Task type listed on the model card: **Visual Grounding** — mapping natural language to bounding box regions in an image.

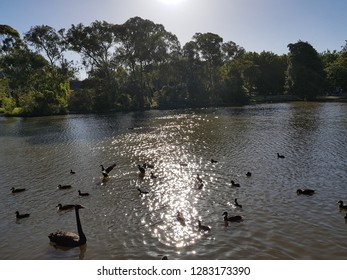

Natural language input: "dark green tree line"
[1,18,346,116]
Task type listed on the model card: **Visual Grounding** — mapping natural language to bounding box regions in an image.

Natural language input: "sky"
[1,0,346,55]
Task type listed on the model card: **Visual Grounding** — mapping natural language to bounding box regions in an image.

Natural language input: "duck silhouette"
[296,188,315,195]
[11,187,26,193]
[231,180,240,187]
[15,211,30,219]
[78,190,89,197]
[57,203,75,211]
[137,188,149,195]
[176,211,186,226]
[337,200,347,210]
[198,220,211,231]
[58,184,72,189]
[48,204,86,248]
[222,211,243,222]
[277,153,285,158]
[234,198,242,208]
[100,163,116,177]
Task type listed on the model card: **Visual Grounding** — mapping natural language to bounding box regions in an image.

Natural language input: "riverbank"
[2,95,347,118]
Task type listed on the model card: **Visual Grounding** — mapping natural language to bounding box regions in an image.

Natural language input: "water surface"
[0,102,346,259]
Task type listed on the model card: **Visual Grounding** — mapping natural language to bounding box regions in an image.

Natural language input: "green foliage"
[1,20,346,117]
[285,41,325,100]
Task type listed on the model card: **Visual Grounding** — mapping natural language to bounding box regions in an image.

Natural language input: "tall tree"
[285,41,325,100]
[118,17,180,109]
[0,24,23,54]
[66,20,123,110]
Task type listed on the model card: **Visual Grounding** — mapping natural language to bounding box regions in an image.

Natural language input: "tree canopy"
[0,17,346,116]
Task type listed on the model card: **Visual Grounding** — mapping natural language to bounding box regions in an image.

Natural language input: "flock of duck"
[10,152,347,255]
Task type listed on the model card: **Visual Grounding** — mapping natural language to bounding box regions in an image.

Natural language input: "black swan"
[246,172,252,177]
[48,204,86,247]
[11,187,26,193]
[337,200,347,210]
[150,172,157,179]
[198,220,211,231]
[296,188,315,195]
[231,180,241,187]
[15,211,30,219]
[234,198,242,208]
[78,190,89,196]
[57,203,75,211]
[58,184,72,189]
[222,211,243,222]
[70,169,76,174]
[211,159,218,163]
[277,153,285,158]
[100,163,116,177]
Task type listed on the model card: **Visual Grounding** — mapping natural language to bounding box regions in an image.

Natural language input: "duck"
[57,203,75,211]
[100,163,116,177]
[138,164,146,174]
[48,204,86,248]
[277,153,285,158]
[246,172,252,177]
[230,180,241,187]
[211,159,218,163]
[58,184,72,189]
[296,188,315,195]
[15,211,30,219]
[137,188,149,195]
[222,211,243,222]
[234,198,242,208]
[337,200,347,210]
[78,190,89,197]
[70,169,76,174]
[198,220,211,231]
[344,213,347,220]
[176,211,186,226]
[11,187,26,193]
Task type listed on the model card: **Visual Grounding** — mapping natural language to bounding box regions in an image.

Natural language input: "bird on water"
[337,200,347,210]
[15,211,30,219]
[296,188,315,195]
[100,163,116,177]
[11,187,26,193]
[234,198,242,208]
[277,153,285,158]
[198,220,211,232]
[222,211,243,222]
[230,180,241,187]
[57,203,75,211]
[58,184,72,189]
[78,190,89,196]
[48,204,86,248]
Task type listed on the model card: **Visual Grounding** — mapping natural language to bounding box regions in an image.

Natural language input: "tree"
[0,24,23,54]
[285,41,325,100]
[66,20,123,111]
[192,32,223,103]
[118,17,181,109]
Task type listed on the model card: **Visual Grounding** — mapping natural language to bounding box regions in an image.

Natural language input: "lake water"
[0,102,346,260]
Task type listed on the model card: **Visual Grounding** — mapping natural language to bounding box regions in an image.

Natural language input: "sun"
[158,0,185,5]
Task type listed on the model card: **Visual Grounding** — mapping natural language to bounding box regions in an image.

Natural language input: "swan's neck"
[75,208,86,243]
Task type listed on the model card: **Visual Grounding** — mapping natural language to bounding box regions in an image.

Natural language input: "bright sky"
[1,0,346,54]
